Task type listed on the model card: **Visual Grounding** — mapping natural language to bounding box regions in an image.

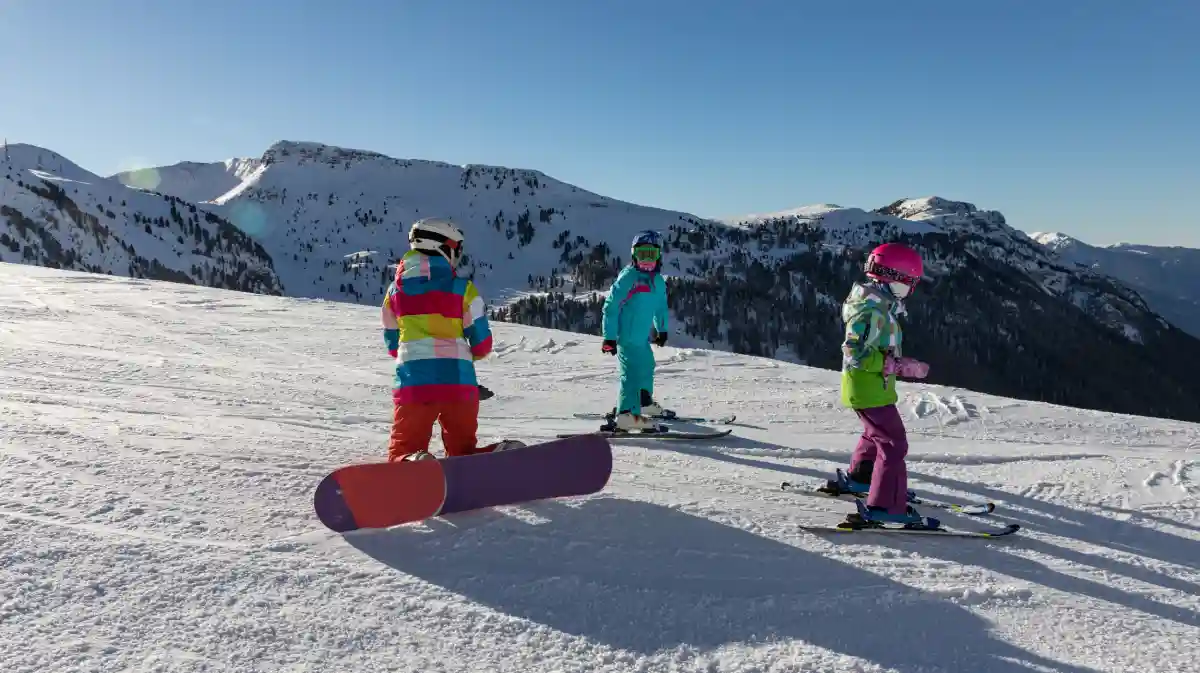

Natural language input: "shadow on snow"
[346,496,1098,672]
[659,434,1200,630]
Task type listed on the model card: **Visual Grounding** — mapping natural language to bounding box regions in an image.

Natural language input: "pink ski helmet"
[864,243,923,295]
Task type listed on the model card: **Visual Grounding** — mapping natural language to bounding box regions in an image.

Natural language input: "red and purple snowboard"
[312,434,613,532]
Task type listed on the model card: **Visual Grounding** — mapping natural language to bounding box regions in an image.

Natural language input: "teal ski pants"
[617,341,655,415]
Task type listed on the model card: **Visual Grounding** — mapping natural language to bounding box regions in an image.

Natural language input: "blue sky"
[2,0,1197,246]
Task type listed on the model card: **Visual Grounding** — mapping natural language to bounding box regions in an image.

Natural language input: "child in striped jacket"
[380,218,522,461]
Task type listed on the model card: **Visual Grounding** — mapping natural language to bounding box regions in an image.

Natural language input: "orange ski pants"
[388,400,481,461]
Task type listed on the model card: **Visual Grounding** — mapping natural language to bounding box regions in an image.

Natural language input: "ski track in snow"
[2,263,1200,673]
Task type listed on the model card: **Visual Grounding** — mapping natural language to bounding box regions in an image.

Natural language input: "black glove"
[653,331,668,347]
[602,339,617,355]
[477,384,495,400]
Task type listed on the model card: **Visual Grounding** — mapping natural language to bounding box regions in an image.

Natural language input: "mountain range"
[1029,231,1200,339]
[3,139,1198,422]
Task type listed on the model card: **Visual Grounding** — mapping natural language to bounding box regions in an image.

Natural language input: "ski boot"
[817,468,870,497]
[401,450,436,462]
[602,411,665,434]
[840,498,941,530]
[817,468,918,503]
[637,390,673,419]
[604,401,674,422]
[488,439,527,452]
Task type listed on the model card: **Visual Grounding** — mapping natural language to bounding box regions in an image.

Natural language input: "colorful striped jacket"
[381,250,493,404]
[840,281,904,409]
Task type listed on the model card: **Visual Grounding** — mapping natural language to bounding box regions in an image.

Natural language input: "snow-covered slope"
[3,262,1199,673]
[0,144,281,294]
[111,157,263,204]
[1031,231,1200,339]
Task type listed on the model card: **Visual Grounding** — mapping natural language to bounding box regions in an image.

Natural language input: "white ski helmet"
[408,217,465,267]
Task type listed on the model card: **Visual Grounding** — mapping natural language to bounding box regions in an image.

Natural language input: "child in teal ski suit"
[601,230,669,432]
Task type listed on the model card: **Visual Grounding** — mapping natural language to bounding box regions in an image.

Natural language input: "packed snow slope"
[1031,231,1200,339]
[3,262,1199,673]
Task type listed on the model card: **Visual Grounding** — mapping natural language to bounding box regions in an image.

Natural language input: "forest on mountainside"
[492,218,1200,423]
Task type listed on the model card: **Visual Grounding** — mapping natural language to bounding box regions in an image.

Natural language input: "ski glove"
[602,339,617,355]
[885,355,929,379]
[653,331,668,347]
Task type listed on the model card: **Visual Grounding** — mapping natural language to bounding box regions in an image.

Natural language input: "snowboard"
[313,434,613,532]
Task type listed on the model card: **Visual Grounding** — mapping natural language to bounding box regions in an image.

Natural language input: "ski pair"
[560,409,735,440]
[557,425,732,440]
[571,411,737,424]
[797,504,1021,538]
[808,495,1019,537]
[782,470,996,516]
[783,470,1019,537]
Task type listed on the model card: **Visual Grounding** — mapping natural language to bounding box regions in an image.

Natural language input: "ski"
[557,427,733,441]
[571,411,736,424]
[780,481,996,516]
[796,521,1021,538]
[800,499,1020,537]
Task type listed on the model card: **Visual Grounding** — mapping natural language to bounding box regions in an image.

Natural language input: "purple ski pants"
[848,404,910,514]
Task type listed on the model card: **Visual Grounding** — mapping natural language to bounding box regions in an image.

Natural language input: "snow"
[1,144,280,295]
[719,203,939,236]
[168,139,719,306]
[29,135,1178,351]
[110,158,263,204]
[1029,231,1078,250]
[2,261,1199,672]
[1027,229,1200,339]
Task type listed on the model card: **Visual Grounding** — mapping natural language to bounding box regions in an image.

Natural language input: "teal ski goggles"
[633,245,661,262]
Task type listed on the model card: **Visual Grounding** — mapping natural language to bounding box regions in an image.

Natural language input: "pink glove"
[893,356,929,379]
[388,349,398,359]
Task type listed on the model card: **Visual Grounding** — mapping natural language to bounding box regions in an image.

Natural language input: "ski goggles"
[633,245,661,262]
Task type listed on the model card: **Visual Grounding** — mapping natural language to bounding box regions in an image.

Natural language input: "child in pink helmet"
[820,242,932,527]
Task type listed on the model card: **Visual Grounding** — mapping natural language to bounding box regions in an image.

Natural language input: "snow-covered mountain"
[719,196,1158,342]
[511,193,1200,423]
[1030,231,1200,339]
[4,262,1199,673]
[6,138,1200,423]
[185,140,722,306]
[111,157,263,205]
[0,143,280,294]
